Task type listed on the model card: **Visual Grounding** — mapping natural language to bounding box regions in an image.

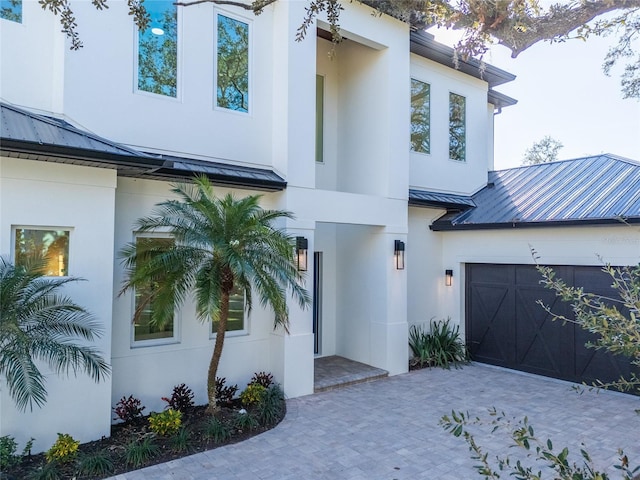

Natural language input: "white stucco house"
[1,0,639,451]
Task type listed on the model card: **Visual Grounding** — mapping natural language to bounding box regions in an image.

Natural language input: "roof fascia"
[1,139,287,192]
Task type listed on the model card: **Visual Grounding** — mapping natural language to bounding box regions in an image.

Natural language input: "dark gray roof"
[431,154,640,231]
[410,31,516,88]
[409,189,475,209]
[0,102,286,191]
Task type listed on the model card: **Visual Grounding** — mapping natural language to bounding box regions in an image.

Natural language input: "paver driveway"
[110,364,639,479]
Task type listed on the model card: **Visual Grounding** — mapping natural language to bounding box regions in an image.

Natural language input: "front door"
[313,252,322,355]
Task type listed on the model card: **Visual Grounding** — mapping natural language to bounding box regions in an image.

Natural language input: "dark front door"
[466,263,635,388]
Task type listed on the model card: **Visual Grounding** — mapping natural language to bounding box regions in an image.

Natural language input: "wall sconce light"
[394,240,405,270]
[296,236,308,271]
[445,269,453,287]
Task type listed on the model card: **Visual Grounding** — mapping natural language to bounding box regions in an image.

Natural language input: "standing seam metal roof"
[431,154,640,230]
[0,102,287,191]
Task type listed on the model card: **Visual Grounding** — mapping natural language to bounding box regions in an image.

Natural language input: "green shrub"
[204,417,232,444]
[255,384,285,426]
[124,437,159,468]
[233,411,258,432]
[408,318,469,369]
[240,384,266,407]
[148,409,182,436]
[45,433,79,464]
[29,462,62,480]
[0,435,18,469]
[78,451,114,476]
[169,427,192,453]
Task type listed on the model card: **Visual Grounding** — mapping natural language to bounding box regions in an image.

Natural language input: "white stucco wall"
[315,6,409,199]
[409,53,491,195]
[0,157,116,452]
[112,177,293,411]
[56,2,276,169]
[437,224,640,339]
[407,207,448,328]
[0,2,66,112]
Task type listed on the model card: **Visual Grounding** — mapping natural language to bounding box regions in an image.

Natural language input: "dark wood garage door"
[466,263,635,387]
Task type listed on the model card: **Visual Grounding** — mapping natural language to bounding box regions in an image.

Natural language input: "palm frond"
[0,257,110,411]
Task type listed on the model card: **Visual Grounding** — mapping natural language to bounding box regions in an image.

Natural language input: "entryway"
[313,356,388,392]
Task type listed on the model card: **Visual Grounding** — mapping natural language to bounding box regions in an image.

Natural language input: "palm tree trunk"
[207,290,229,414]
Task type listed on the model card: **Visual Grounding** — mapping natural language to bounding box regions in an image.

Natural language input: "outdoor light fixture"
[296,236,308,272]
[445,269,453,287]
[151,27,165,36]
[394,240,405,270]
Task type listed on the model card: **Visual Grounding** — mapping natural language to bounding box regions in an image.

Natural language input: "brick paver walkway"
[109,364,639,479]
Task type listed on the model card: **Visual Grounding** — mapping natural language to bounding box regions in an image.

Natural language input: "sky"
[430,25,640,170]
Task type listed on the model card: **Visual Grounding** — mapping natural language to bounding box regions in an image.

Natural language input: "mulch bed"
[3,401,284,480]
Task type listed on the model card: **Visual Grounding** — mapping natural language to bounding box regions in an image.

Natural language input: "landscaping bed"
[2,378,285,480]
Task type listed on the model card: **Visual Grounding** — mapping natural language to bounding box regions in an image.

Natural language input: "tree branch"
[173,0,278,13]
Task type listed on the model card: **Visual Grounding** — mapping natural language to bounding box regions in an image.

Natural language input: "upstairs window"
[137,0,178,97]
[449,93,466,161]
[410,79,430,154]
[316,75,324,163]
[216,13,249,113]
[0,0,21,22]
[132,236,177,345]
[212,287,246,336]
[14,228,70,276]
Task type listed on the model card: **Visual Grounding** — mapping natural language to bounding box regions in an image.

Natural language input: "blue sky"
[431,27,640,170]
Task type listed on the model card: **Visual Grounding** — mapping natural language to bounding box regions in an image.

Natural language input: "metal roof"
[410,31,516,88]
[488,89,518,109]
[431,154,640,231]
[0,102,286,191]
[409,189,476,210]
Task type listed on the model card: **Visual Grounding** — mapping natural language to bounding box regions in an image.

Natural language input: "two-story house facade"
[3,0,638,453]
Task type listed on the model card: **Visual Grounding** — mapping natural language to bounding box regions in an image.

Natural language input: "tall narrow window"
[449,93,466,161]
[212,287,246,335]
[316,75,325,163]
[137,0,177,97]
[410,79,430,154]
[133,236,176,344]
[14,228,70,276]
[216,14,249,113]
[0,0,21,22]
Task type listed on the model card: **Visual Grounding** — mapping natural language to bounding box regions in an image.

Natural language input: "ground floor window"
[13,227,70,276]
[132,236,178,345]
[211,287,246,336]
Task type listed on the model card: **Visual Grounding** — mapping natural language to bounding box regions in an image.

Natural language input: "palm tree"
[0,258,110,412]
[120,176,310,412]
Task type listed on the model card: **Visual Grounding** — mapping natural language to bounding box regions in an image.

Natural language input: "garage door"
[466,263,635,387]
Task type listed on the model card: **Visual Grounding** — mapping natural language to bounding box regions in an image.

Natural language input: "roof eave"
[1,139,287,192]
[410,31,516,87]
[430,217,640,231]
[408,199,474,210]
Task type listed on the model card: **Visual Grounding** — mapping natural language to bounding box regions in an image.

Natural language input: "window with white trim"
[13,228,70,276]
[449,92,466,161]
[132,236,178,345]
[410,78,430,154]
[137,0,178,97]
[0,0,21,23]
[211,287,247,336]
[215,13,249,113]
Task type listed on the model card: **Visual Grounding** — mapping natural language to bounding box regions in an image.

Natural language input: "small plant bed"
[2,376,286,480]
[408,318,469,371]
